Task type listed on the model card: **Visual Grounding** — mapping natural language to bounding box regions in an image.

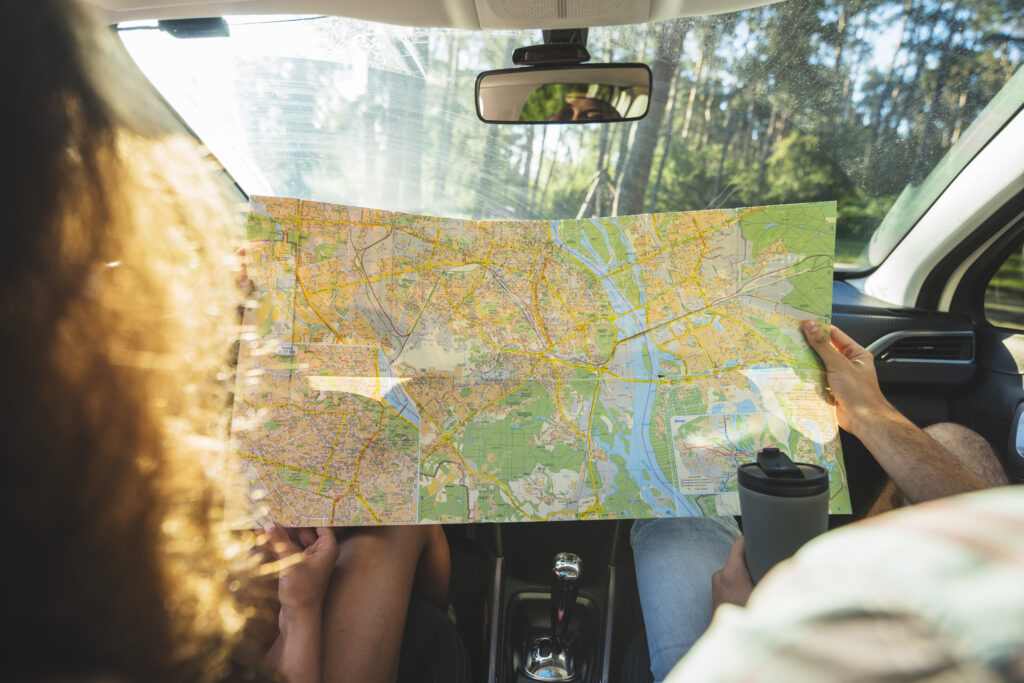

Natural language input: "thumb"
[802,320,844,368]
[726,535,746,569]
[308,527,338,558]
[263,521,299,561]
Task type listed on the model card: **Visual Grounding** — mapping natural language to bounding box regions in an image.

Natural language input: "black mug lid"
[737,448,829,498]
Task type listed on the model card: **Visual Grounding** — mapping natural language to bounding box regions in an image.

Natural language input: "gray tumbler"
[737,447,829,583]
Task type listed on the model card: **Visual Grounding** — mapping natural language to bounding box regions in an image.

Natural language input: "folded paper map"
[230,197,849,526]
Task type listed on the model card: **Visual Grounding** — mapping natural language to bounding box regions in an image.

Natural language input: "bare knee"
[924,422,986,448]
[924,422,1007,487]
[335,525,435,568]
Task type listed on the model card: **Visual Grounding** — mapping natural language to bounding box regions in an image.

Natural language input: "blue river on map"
[549,218,702,517]
[377,349,420,427]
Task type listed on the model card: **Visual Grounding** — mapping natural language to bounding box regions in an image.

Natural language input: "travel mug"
[737,447,829,583]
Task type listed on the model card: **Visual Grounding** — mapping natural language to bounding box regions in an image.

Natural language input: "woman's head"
[1,1,257,679]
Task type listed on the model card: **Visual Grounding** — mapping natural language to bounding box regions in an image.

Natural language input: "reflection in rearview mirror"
[476,64,651,124]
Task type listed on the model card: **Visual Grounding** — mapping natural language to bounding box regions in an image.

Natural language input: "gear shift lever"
[523,553,582,681]
[551,552,582,640]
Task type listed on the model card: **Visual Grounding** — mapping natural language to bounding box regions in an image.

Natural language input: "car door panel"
[955,328,1024,481]
[830,281,985,513]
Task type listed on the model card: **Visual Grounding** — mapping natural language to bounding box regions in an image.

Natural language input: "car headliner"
[86,0,779,29]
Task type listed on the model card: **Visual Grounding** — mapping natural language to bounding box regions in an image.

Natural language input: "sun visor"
[475,0,781,29]
[91,0,781,29]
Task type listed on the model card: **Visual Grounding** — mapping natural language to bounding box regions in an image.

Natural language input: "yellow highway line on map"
[547,358,590,441]
[599,207,762,280]
[350,419,384,484]
[398,281,440,343]
[533,273,554,349]
[426,217,441,265]
[544,274,582,327]
[691,331,717,373]
[613,278,684,322]
[247,464,284,488]
[437,356,544,441]
[651,214,667,248]
[355,492,383,525]
[417,358,548,521]
[712,310,823,370]
[453,263,489,308]
[548,242,615,318]
[583,370,604,512]
[378,399,418,431]
[242,399,356,416]
[321,419,348,478]
[419,439,542,521]
[294,262,345,342]
[438,280,519,357]
[488,262,541,280]
[256,204,827,523]
[474,297,527,326]
[308,261,461,294]
[236,451,324,481]
[453,452,542,521]
[730,258,831,299]
[543,319,588,353]
[394,380,446,440]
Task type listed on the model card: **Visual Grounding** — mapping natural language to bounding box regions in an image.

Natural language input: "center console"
[482,520,633,683]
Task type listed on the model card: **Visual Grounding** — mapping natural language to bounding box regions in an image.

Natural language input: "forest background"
[124,0,1023,266]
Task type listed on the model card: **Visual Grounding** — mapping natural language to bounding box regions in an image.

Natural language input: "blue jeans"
[630,516,740,683]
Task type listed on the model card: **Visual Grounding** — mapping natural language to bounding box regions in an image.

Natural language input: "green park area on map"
[230,197,849,526]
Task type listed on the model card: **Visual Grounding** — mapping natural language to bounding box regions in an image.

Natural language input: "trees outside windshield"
[121,0,1022,267]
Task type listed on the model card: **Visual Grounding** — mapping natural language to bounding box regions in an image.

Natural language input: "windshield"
[119,4,1023,269]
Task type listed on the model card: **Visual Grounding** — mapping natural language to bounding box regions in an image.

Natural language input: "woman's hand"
[263,524,337,683]
[264,523,339,611]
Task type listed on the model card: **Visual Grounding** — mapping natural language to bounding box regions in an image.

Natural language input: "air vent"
[869,331,974,364]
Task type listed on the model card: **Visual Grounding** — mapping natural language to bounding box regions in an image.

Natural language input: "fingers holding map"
[230,197,850,527]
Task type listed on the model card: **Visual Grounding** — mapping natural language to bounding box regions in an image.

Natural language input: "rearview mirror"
[475,64,652,124]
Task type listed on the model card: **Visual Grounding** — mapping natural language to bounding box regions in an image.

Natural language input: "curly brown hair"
[1,1,267,680]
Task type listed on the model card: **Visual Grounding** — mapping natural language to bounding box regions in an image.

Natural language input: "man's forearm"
[852,406,989,503]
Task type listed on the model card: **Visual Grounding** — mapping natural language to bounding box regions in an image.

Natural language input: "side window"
[985,240,1024,331]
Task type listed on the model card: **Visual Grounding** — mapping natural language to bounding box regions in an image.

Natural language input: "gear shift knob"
[551,552,581,640]
[524,553,582,681]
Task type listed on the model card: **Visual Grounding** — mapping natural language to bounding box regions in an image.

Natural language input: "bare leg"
[922,422,1007,487]
[867,422,1006,516]
[321,525,450,683]
[865,479,905,517]
[412,525,451,610]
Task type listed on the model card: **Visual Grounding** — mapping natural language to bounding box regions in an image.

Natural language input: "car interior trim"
[858,111,1024,307]
[935,207,1024,314]
[600,564,616,682]
[487,553,505,683]
[89,0,780,28]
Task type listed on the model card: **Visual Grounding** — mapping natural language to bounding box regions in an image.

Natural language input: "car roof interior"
[90,0,778,28]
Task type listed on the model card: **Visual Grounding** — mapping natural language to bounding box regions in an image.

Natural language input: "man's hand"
[712,537,754,610]
[264,523,339,611]
[802,320,989,503]
[802,321,896,438]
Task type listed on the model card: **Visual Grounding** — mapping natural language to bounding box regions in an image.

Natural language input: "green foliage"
[764,133,856,204]
[175,2,1022,267]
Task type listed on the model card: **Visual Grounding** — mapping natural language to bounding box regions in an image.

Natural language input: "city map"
[230,196,850,526]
